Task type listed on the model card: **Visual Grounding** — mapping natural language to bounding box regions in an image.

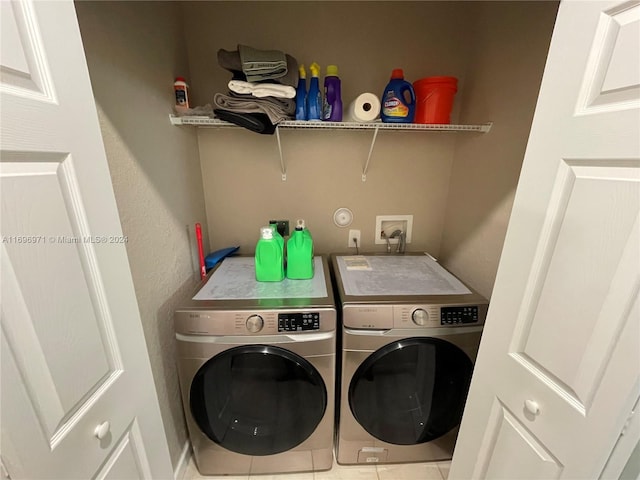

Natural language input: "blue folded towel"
[205,246,240,270]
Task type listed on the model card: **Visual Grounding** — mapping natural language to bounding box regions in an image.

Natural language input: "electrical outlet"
[348,229,361,248]
[268,219,289,236]
[375,215,413,244]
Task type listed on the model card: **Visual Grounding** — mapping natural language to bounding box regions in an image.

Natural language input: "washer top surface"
[331,253,487,306]
[178,255,335,311]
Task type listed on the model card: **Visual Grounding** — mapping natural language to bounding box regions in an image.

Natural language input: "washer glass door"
[190,345,327,456]
[349,337,473,445]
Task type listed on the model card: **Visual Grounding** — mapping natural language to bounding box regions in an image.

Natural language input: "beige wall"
[182,1,476,255]
[75,1,208,469]
[183,1,558,295]
[197,129,457,254]
[440,1,559,298]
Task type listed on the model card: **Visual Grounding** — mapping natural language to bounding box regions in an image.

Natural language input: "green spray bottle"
[286,219,314,279]
[255,226,284,282]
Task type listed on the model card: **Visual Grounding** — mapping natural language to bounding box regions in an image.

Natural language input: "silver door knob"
[524,400,540,416]
[94,421,110,439]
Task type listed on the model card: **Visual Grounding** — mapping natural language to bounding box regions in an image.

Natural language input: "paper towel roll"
[345,93,381,122]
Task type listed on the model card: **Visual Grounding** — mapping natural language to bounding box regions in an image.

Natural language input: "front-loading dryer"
[331,253,488,465]
[174,256,336,476]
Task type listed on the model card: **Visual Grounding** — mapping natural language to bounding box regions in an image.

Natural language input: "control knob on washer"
[246,314,264,333]
[412,308,429,326]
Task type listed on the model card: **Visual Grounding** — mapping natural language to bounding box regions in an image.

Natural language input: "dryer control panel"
[342,302,488,329]
[441,306,479,325]
[394,304,487,328]
[278,312,321,332]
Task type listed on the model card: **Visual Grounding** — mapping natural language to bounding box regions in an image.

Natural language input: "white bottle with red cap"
[174,77,189,108]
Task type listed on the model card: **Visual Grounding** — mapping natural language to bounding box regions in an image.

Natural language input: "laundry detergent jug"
[381,69,416,123]
[286,219,314,279]
[255,226,284,282]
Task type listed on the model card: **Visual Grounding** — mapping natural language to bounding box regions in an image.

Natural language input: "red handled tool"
[195,223,206,280]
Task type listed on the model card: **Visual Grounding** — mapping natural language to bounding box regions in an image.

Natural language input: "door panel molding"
[576,1,640,114]
[510,158,639,411]
[0,0,56,102]
[94,419,152,480]
[0,152,125,448]
[476,399,564,479]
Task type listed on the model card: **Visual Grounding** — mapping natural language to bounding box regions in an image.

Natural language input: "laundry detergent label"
[382,93,409,117]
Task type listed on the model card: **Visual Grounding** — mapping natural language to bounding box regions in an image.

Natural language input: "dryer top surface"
[177,255,335,311]
[332,253,487,305]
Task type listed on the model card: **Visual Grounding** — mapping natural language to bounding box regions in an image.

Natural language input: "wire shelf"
[169,115,493,133]
[169,115,493,181]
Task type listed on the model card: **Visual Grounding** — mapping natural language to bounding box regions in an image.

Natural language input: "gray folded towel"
[217,47,299,86]
[238,44,287,81]
[228,91,295,115]
[213,93,292,124]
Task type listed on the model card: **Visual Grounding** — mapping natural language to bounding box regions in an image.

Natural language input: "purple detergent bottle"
[322,65,342,121]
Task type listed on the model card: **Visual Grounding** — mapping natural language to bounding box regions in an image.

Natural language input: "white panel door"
[0,1,172,478]
[451,1,640,478]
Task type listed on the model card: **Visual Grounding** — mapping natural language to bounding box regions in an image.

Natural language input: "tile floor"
[184,456,450,480]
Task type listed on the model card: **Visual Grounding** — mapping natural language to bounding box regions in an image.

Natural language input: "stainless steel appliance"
[331,253,488,465]
[174,256,336,475]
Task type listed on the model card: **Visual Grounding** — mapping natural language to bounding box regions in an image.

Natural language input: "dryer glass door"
[190,345,327,456]
[349,337,473,445]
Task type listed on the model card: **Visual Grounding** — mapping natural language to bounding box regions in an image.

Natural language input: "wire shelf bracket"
[169,115,493,181]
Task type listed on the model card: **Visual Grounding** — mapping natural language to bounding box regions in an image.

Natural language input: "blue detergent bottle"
[306,62,322,121]
[381,69,416,123]
[295,64,307,120]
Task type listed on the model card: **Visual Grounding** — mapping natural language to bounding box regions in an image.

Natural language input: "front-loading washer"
[331,253,488,465]
[174,255,336,476]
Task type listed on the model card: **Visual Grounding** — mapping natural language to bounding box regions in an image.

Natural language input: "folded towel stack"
[214,92,295,125]
[238,45,288,82]
[214,44,299,134]
[228,80,296,99]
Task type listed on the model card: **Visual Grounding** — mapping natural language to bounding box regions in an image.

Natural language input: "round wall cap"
[333,207,353,227]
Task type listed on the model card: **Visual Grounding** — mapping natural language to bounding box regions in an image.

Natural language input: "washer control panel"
[278,312,320,332]
[175,308,335,335]
[441,306,479,325]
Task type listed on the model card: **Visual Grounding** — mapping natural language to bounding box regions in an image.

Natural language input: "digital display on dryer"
[441,306,479,325]
[278,312,320,332]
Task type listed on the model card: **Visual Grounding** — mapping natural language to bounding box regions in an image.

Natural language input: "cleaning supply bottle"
[295,65,307,121]
[306,62,322,121]
[255,226,284,282]
[286,219,314,279]
[322,65,342,121]
[380,69,416,123]
[174,77,190,108]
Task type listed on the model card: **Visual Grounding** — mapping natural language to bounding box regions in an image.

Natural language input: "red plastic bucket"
[413,76,458,124]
